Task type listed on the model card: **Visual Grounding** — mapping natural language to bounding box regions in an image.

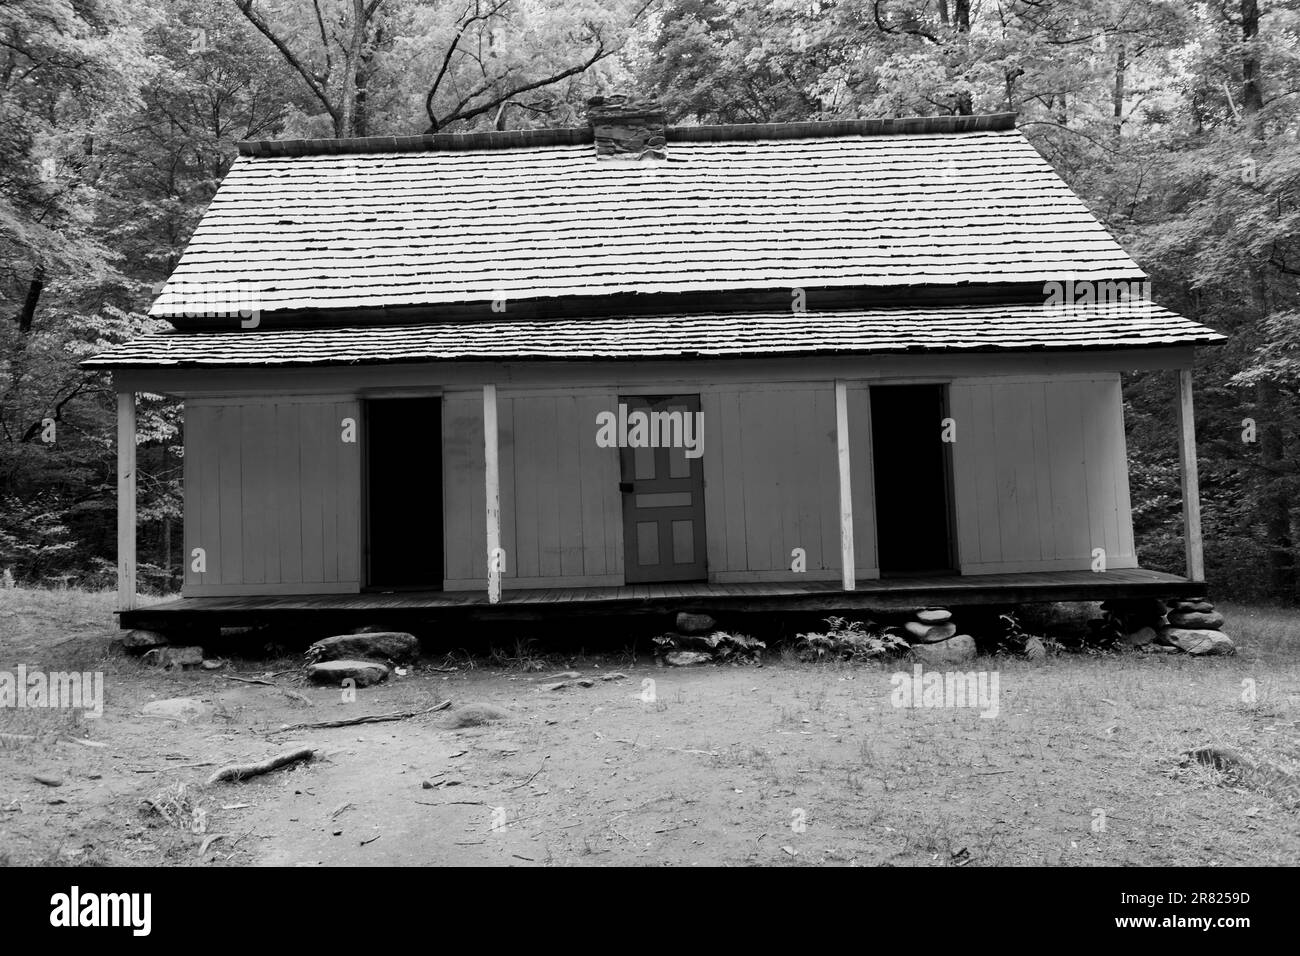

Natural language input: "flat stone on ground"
[915,608,952,624]
[910,634,976,665]
[305,660,390,686]
[664,650,712,667]
[1159,628,1235,656]
[308,632,420,664]
[1166,610,1225,630]
[675,612,716,635]
[904,621,957,643]
[141,698,213,722]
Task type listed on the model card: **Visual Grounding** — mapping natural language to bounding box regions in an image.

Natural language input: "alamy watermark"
[890,664,999,718]
[157,279,263,327]
[1,666,104,718]
[1042,278,1150,311]
[595,403,704,459]
[50,886,151,936]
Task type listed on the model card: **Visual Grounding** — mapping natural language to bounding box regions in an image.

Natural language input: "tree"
[232,0,649,137]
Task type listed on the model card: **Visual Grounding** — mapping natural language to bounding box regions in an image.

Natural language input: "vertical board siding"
[950,375,1137,572]
[846,386,879,575]
[443,390,622,587]
[704,385,845,577]
[442,393,486,583]
[182,398,360,595]
[274,404,303,584]
[179,370,1140,595]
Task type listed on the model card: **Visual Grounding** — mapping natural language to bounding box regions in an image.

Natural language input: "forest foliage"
[2,0,1298,600]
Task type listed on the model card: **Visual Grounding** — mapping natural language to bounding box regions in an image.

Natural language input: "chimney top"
[586,94,667,161]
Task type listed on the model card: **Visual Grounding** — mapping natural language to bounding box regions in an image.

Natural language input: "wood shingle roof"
[149,116,1147,321]
[85,300,1223,368]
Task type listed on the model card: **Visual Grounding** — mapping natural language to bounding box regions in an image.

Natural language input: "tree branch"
[233,0,338,125]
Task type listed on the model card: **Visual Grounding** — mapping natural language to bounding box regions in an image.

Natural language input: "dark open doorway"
[870,384,956,576]
[366,397,443,590]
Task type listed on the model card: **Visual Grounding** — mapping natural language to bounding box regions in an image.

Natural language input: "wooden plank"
[512,396,540,578]
[556,395,584,577]
[577,394,609,576]
[441,395,480,582]
[993,382,1038,563]
[1109,379,1138,561]
[1046,381,1088,563]
[298,402,325,583]
[835,379,855,591]
[498,396,518,582]
[739,391,772,572]
[240,403,270,585]
[318,403,340,583]
[216,405,244,585]
[484,383,502,603]
[719,390,748,572]
[814,387,841,572]
[195,405,222,591]
[1177,368,1205,582]
[700,391,728,577]
[117,391,137,611]
[969,383,1000,566]
[948,384,979,568]
[789,388,818,573]
[536,397,562,578]
[1030,382,1056,561]
[1079,379,1112,569]
[182,402,199,592]
[336,400,361,586]
[847,385,875,575]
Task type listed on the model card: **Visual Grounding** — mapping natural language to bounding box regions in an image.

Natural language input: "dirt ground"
[2,589,1298,866]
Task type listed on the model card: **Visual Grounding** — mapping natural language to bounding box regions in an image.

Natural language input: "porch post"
[117,389,137,611]
[483,384,502,604]
[834,379,856,591]
[1176,368,1205,583]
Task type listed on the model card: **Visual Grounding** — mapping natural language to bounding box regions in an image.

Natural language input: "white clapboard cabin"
[87,98,1225,630]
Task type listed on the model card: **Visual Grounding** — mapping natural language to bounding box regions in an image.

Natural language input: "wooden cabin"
[86,100,1225,630]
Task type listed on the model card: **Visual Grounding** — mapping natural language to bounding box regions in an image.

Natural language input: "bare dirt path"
[2,590,1297,867]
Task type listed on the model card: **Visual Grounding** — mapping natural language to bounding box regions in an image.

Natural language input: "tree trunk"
[1241,0,1264,124]
[953,0,972,115]
[338,0,368,137]
[14,268,44,333]
[1239,0,1293,598]
[1112,42,1126,145]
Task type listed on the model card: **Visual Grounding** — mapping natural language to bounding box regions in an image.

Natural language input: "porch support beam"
[1176,368,1205,583]
[834,379,856,591]
[483,383,502,604]
[117,389,137,611]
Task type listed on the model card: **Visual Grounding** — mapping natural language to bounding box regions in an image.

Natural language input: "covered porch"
[111,366,1209,624]
[118,567,1204,630]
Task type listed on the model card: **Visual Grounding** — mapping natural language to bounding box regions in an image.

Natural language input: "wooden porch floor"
[119,567,1202,629]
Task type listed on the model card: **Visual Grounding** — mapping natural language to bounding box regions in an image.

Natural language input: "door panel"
[619,395,707,583]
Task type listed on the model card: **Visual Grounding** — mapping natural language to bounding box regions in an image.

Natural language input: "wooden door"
[619,395,707,583]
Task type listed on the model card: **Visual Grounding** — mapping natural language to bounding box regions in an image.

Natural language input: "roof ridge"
[237,113,1018,159]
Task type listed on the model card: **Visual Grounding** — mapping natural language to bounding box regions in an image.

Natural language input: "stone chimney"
[587,94,667,161]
